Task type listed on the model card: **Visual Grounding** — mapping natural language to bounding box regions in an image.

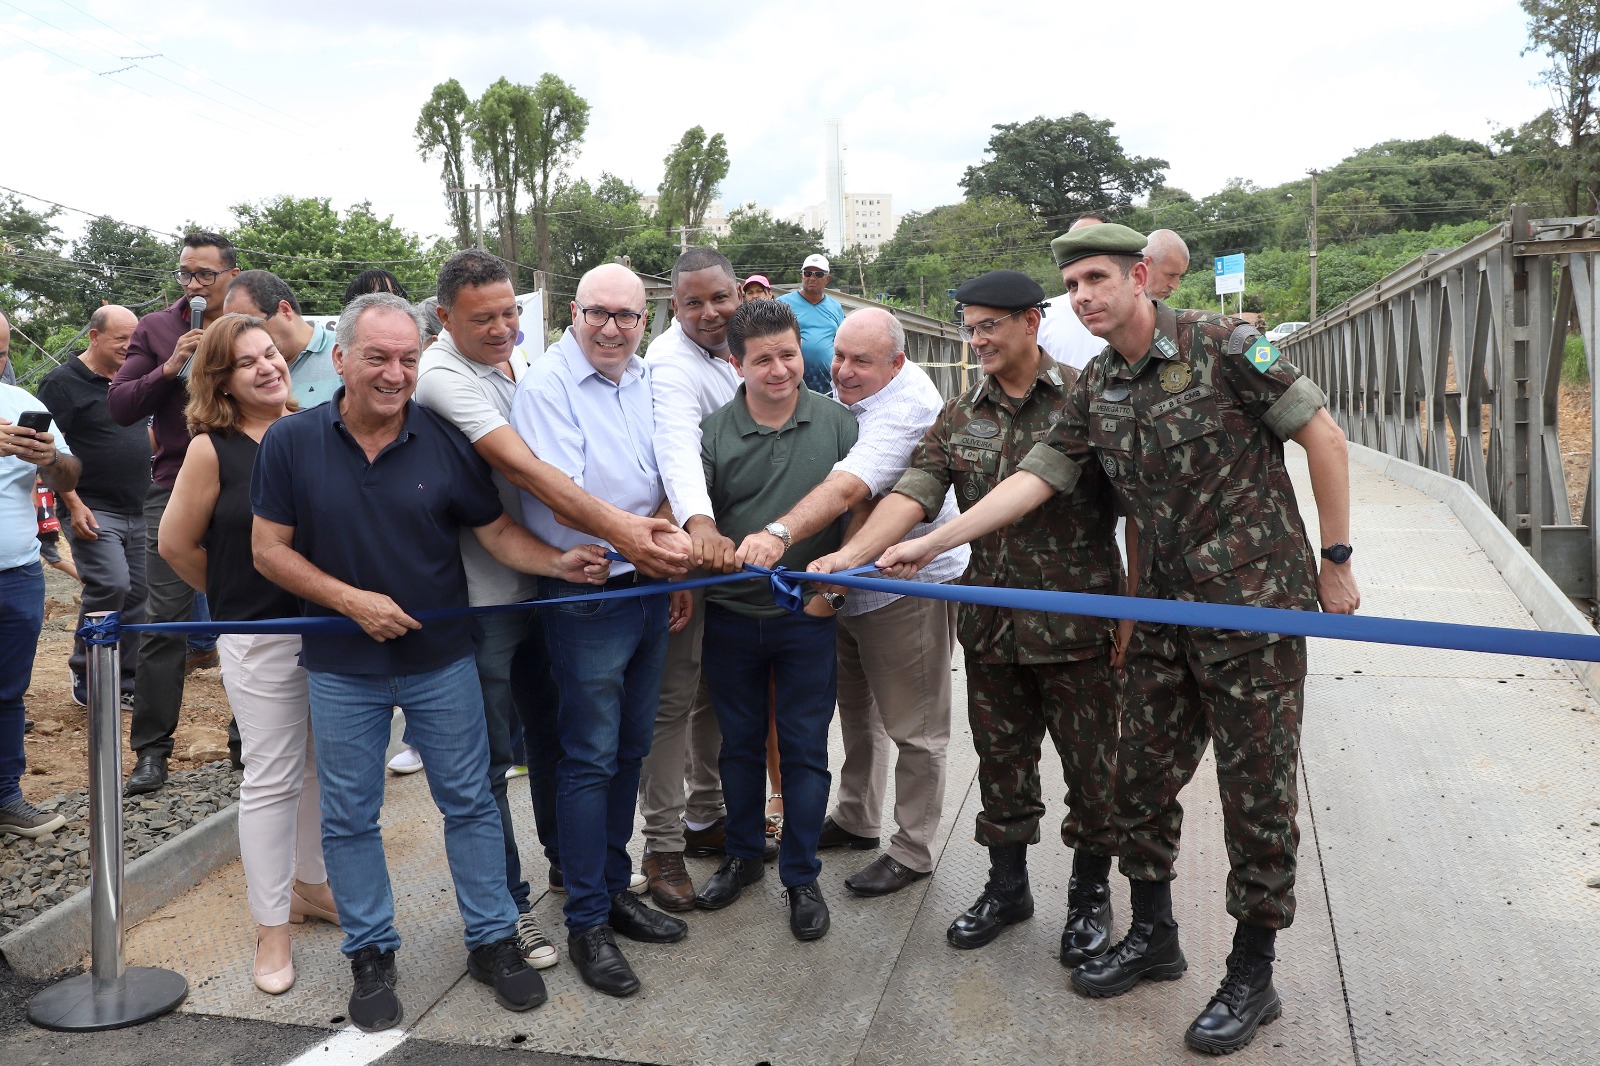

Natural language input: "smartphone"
[16,410,52,433]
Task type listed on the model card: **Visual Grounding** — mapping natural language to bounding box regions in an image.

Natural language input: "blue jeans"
[512,609,561,871]
[538,575,668,931]
[307,657,516,956]
[474,610,563,911]
[0,561,45,806]
[703,605,838,887]
[189,592,217,653]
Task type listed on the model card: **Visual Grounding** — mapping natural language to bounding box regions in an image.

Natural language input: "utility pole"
[1308,169,1319,319]
[447,183,500,251]
[919,276,925,312]
[680,226,689,253]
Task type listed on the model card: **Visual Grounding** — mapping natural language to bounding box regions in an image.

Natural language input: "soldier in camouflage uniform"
[808,270,1125,963]
[879,225,1359,1056]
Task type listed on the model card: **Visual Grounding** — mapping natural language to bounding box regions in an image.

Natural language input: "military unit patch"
[1246,340,1281,373]
[1100,385,1130,402]
[965,418,1000,438]
[1101,454,1118,477]
[1158,362,1192,394]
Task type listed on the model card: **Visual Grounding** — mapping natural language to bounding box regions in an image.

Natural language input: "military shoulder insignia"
[1158,362,1192,394]
[1154,333,1179,358]
[1245,339,1281,373]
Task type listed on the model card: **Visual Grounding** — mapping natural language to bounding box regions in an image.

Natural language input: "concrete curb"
[1349,443,1600,701]
[0,801,240,980]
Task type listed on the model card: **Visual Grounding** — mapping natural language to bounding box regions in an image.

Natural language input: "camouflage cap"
[1051,223,1149,268]
[955,269,1046,310]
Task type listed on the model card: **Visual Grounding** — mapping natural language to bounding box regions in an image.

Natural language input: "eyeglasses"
[802,269,828,279]
[175,268,226,284]
[577,305,644,330]
[957,308,1027,342]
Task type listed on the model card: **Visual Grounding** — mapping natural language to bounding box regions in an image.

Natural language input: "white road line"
[281,1026,408,1066]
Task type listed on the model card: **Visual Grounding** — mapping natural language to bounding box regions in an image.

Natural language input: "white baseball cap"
[802,254,830,273]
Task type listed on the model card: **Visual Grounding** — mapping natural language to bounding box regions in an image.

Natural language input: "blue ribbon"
[76,561,1600,665]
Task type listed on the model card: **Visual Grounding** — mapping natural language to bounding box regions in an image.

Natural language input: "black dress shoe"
[123,754,168,797]
[845,854,930,897]
[786,881,830,940]
[816,815,879,850]
[682,816,727,857]
[694,855,764,910]
[568,925,639,997]
[609,890,687,944]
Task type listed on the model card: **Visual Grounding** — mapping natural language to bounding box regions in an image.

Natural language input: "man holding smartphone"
[1,380,81,837]
[108,232,239,796]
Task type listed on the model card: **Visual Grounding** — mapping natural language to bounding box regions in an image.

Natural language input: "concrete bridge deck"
[6,447,1599,1066]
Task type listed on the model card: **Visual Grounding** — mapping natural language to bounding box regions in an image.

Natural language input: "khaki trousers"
[830,594,957,872]
[637,587,725,850]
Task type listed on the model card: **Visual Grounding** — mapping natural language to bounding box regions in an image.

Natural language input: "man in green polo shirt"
[689,299,858,941]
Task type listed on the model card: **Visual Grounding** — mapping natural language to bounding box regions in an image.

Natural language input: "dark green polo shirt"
[700,384,859,618]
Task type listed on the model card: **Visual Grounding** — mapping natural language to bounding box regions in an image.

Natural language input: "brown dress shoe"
[642,850,696,912]
[682,817,727,857]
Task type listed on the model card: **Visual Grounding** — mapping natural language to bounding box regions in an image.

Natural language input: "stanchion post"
[27,611,188,1032]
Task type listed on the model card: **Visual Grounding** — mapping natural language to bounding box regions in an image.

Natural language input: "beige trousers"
[218,633,326,926]
[830,594,957,872]
[637,587,725,851]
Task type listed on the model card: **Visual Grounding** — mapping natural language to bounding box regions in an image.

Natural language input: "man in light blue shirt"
[509,263,688,999]
[223,270,342,407]
[777,253,845,395]
[1,378,80,837]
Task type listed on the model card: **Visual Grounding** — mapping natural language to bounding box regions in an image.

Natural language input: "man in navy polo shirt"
[252,293,608,1032]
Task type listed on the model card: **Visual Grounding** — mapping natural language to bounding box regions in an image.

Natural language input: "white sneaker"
[630,871,647,892]
[386,747,423,775]
[515,911,558,969]
[505,764,528,780]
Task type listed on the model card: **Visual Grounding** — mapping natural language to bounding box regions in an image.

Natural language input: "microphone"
[189,295,206,332]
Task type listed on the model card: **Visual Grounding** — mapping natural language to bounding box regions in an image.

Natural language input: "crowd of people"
[0,216,1358,1056]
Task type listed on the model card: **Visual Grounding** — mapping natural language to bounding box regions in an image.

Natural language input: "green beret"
[1050,223,1148,268]
[954,269,1045,311]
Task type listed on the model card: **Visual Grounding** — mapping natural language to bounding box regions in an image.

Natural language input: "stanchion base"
[26,967,188,1032]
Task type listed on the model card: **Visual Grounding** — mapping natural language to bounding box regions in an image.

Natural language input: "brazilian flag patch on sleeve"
[1245,339,1281,373]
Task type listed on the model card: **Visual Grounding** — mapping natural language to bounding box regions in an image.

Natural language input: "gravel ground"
[0,761,240,937]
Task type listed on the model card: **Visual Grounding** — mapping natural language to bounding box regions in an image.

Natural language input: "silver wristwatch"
[763,521,792,549]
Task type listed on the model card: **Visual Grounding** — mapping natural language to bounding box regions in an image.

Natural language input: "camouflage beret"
[1050,223,1149,268]
[954,269,1046,310]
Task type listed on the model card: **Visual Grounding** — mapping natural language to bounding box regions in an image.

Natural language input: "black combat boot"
[1184,924,1281,1055]
[1070,878,1186,997]
[1059,851,1114,968]
[946,843,1033,949]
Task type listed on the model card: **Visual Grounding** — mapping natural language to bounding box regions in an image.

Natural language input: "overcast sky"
[1,0,1553,251]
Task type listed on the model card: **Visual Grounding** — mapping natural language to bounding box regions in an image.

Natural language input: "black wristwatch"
[1320,543,1353,564]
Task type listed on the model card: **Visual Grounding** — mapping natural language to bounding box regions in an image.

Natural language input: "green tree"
[67,218,178,322]
[0,194,68,319]
[656,126,730,237]
[615,228,678,280]
[1518,0,1600,213]
[538,173,650,280]
[415,79,475,250]
[959,114,1168,225]
[869,198,1053,311]
[524,73,591,277]
[467,77,536,274]
[716,206,825,286]
[225,196,439,314]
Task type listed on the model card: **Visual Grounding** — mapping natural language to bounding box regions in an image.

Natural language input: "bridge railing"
[1283,206,1600,603]
[642,282,974,399]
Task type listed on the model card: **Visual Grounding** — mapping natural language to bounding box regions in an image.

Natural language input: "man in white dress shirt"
[636,248,749,911]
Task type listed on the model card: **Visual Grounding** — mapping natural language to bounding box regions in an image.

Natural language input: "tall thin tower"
[824,118,845,255]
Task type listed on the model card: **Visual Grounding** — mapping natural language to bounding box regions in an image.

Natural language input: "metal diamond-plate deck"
[406,664,979,1064]
[121,715,502,1030]
[103,448,1600,1064]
